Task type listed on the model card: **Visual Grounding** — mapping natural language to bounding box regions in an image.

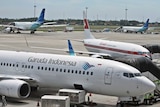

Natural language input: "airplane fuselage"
[122,26,148,33]
[0,50,155,97]
[13,22,42,30]
[84,39,151,59]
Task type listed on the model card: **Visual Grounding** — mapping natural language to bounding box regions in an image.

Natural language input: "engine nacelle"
[90,54,103,59]
[0,79,31,98]
[4,27,11,32]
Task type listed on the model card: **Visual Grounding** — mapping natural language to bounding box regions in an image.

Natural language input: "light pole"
[85,7,88,18]
[125,8,128,25]
[125,8,128,21]
[34,0,36,18]
[34,5,36,18]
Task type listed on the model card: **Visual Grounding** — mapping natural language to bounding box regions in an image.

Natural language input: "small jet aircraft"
[119,19,149,33]
[0,49,155,98]
[2,8,45,34]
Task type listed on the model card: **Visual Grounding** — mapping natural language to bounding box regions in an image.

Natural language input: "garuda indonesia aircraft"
[120,19,149,33]
[0,49,155,98]
[3,8,45,34]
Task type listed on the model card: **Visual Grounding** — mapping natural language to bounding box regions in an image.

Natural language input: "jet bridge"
[143,45,160,54]
[113,57,160,80]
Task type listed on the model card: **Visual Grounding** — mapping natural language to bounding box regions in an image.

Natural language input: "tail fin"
[36,8,45,23]
[83,11,95,39]
[68,40,76,56]
[143,19,149,28]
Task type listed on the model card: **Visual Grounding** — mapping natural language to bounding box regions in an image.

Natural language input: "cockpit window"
[123,73,135,78]
[123,73,128,77]
[134,73,142,77]
[123,72,142,78]
[129,73,134,78]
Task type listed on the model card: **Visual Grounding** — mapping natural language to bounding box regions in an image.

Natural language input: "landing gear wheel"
[30,31,35,34]
[116,102,124,107]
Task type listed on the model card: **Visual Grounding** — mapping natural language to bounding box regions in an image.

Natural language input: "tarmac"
[0,31,160,107]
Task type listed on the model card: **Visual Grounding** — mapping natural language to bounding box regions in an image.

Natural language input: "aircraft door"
[15,62,19,71]
[104,67,113,85]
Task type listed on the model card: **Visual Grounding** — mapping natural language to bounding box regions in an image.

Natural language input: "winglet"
[83,11,95,39]
[143,19,149,28]
[37,8,45,23]
[68,40,76,56]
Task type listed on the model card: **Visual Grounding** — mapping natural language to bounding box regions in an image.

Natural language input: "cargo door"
[104,67,113,85]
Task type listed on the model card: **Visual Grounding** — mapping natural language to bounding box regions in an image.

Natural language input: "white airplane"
[0,50,155,98]
[2,8,45,34]
[120,19,149,33]
[82,11,151,60]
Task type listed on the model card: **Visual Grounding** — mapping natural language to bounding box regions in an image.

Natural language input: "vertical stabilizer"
[143,19,149,28]
[83,11,95,39]
[36,8,45,23]
[68,40,76,56]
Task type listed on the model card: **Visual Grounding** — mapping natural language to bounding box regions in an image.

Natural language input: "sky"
[0,0,160,22]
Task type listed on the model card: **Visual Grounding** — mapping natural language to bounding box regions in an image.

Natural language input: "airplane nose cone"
[142,77,156,94]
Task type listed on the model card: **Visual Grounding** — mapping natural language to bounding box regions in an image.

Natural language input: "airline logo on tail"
[143,19,149,28]
[36,8,45,23]
[68,40,76,56]
[83,11,95,39]
[84,19,89,29]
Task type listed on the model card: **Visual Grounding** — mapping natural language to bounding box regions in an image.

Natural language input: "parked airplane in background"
[119,19,149,33]
[0,50,155,98]
[82,12,151,59]
[2,8,45,34]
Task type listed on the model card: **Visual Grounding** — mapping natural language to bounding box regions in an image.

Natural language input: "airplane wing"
[0,74,38,86]
[30,46,111,59]
[40,24,68,28]
[43,22,57,25]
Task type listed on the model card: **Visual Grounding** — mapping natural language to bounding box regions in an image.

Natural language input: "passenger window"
[68,69,70,73]
[75,70,77,74]
[60,69,62,72]
[41,67,43,70]
[56,68,58,72]
[91,72,93,75]
[52,68,54,71]
[38,66,40,70]
[28,65,30,69]
[79,71,81,74]
[83,71,85,75]
[87,72,89,75]
[31,66,33,69]
[45,67,47,70]
[64,69,66,73]
[22,65,24,68]
[48,67,51,71]
[72,70,74,73]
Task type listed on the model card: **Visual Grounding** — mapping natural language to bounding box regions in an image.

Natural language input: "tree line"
[0,18,159,27]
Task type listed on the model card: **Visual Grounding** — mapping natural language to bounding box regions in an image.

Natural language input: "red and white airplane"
[82,11,151,60]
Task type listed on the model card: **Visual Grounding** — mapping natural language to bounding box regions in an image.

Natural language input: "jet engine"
[4,27,12,33]
[90,54,103,58]
[0,79,30,98]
